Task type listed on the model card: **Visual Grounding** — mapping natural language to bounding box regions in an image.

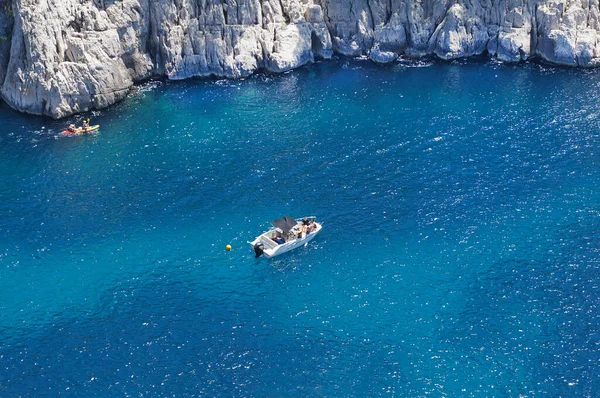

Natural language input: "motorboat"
[250,216,322,258]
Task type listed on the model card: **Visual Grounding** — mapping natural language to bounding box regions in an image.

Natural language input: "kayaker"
[82,119,90,130]
[67,124,77,133]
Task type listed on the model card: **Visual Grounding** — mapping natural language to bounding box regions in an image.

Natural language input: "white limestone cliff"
[0,0,599,118]
[0,1,13,86]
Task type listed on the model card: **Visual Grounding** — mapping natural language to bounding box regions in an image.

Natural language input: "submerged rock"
[1,0,600,118]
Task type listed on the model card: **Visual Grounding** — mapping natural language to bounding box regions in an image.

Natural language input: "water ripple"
[0,59,599,396]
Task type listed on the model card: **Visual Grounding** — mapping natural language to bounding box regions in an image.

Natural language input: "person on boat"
[82,119,90,130]
[67,124,77,133]
[272,232,285,244]
[295,217,307,237]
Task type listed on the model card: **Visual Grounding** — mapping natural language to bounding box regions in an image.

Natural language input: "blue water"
[1,57,599,396]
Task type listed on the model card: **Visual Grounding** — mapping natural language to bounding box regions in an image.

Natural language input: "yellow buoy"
[225,244,232,251]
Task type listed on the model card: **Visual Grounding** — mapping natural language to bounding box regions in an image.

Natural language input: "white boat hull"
[250,219,322,258]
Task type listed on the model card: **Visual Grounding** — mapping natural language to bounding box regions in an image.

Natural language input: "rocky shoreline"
[0,0,598,119]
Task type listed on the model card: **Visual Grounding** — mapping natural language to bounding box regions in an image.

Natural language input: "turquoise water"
[1,58,599,396]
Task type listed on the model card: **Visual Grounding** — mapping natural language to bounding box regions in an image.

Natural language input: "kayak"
[60,125,100,135]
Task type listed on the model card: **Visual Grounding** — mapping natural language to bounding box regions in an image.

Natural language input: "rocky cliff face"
[0,1,13,86]
[0,0,598,118]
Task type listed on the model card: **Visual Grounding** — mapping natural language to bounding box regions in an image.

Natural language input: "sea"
[0,57,599,397]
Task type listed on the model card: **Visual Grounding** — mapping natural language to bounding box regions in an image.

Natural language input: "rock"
[576,29,600,66]
[4,0,600,118]
[539,29,578,66]
[1,0,143,118]
[0,0,333,118]
[495,29,531,62]
[369,12,407,62]
[267,23,316,72]
[535,1,600,66]
[322,0,373,55]
[431,4,469,59]
[369,47,399,63]
[0,2,13,85]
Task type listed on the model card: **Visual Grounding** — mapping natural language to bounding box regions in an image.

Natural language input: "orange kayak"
[60,125,100,135]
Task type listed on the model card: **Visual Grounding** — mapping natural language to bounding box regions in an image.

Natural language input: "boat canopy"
[272,216,297,232]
